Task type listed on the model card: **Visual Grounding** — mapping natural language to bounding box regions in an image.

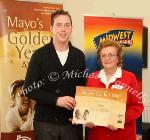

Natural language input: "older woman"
[5,79,35,132]
[86,40,143,140]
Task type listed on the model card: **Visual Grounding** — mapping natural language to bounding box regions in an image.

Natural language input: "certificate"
[72,86,127,128]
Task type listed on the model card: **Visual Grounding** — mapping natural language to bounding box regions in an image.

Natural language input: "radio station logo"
[93,29,134,49]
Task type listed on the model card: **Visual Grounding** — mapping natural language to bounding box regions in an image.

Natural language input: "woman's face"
[14,87,30,108]
[100,46,119,70]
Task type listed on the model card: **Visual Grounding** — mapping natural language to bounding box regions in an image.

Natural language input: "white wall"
[23,0,150,106]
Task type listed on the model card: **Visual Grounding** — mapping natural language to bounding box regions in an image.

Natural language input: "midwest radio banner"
[0,0,62,139]
[84,16,143,136]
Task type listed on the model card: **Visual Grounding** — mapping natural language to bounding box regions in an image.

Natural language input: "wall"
[19,0,150,106]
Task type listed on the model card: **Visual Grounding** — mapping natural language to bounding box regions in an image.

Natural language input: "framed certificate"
[72,86,127,128]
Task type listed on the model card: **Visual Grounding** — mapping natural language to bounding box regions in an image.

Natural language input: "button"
[56,89,61,94]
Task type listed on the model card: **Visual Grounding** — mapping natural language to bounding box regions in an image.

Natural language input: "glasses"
[100,53,118,59]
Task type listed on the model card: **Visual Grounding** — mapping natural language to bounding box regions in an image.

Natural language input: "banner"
[0,0,62,139]
[84,16,143,136]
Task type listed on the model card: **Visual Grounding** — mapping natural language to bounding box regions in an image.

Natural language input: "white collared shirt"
[97,67,122,88]
[56,48,69,66]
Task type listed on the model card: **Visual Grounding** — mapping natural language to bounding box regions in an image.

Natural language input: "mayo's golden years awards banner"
[72,86,127,128]
[0,0,62,139]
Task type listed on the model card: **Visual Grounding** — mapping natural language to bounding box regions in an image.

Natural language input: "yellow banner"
[0,0,62,139]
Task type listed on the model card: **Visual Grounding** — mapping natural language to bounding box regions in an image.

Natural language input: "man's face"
[51,15,72,43]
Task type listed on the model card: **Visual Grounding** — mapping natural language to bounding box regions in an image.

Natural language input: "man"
[23,10,86,140]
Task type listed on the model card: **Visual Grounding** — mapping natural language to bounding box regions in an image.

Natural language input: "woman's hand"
[107,124,118,131]
[84,122,95,129]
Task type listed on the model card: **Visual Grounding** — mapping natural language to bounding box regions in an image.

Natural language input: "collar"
[98,67,122,78]
[50,38,72,49]
[97,67,122,88]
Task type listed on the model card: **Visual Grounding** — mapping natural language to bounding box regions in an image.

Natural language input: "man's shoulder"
[34,43,50,54]
[70,45,85,56]
[31,43,51,60]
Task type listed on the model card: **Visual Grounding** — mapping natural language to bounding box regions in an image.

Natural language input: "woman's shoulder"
[89,70,100,75]
[122,69,135,75]
[88,70,100,78]
[5,106,19,120]
[6,106,18,114]
[122,69,136,79]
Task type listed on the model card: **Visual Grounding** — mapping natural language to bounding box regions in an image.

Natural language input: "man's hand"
[56,96,76,110]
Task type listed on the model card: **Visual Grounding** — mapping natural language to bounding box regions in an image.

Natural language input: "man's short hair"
[51,10,72,26]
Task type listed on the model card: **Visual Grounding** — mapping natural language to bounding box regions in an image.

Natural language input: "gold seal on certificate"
[72,86,127,128]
